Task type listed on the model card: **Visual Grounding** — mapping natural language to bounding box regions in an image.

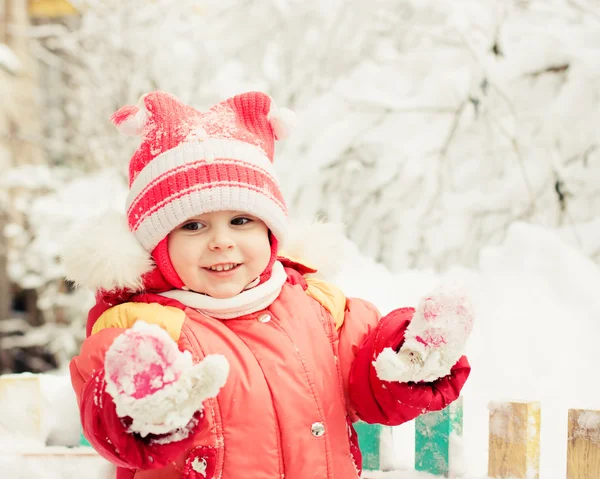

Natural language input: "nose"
[208,226,235,251]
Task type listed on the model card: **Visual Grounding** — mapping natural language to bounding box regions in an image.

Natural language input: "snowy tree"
[278,0,600,270]
[1,0,49,372]
[32,0,600,269]
[2,0,600,370]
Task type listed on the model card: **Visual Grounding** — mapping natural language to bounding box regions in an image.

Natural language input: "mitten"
[374,286,474,383]
[104,321,229,438]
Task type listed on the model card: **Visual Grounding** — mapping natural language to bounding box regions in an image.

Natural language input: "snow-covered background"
[4,0,600,366]
[1,0,600,478]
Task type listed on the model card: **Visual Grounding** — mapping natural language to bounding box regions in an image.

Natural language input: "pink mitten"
[105,321,229,438]
[374,286,474,383]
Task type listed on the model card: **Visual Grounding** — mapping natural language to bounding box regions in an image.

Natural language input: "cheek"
[253,233,272,265]
[168,235,193,272]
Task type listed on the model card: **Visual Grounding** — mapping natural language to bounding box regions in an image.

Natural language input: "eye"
[182,221,204,231]
[231,216,252,226]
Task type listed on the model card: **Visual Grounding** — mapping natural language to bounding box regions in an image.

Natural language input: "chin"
[207,287,244,299]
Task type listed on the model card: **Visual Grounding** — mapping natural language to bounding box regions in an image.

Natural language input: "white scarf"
[158,261,287,319]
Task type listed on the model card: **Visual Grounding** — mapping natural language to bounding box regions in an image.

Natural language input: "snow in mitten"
[105,321,229,437]
[373,286,474,383]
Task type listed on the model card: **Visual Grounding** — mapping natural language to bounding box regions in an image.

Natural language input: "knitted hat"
[61,91,295,294]
[112,91,293,252]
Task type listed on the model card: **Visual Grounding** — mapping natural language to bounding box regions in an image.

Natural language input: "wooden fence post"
[415,396,464,477]
[488,401,540,479]
[567,409,600,479]
[0,373,45,445]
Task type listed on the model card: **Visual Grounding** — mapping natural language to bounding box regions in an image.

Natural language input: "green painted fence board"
[415,396,463,477]
[80,427,91,447]
[354,421,382,471]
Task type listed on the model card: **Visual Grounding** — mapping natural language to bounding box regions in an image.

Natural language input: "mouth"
[203,263,242,272]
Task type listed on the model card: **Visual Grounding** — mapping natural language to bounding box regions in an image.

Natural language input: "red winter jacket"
[70,263,470,479]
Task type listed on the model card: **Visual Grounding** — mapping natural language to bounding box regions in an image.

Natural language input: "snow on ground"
[1,221,599,478]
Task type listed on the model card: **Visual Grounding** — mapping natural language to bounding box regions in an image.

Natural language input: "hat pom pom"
[268,105,296,141]
[110,102,149,137]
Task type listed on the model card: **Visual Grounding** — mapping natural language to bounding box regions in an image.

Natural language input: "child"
[63,91,472,479]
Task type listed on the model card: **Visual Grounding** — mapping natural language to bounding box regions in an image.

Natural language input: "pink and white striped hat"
[111,91,295,253]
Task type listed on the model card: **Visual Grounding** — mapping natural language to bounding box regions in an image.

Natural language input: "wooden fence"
[358,397,599,479]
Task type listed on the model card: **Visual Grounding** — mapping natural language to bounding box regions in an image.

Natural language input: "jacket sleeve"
[342,301,470,426]
[69,304,202,470]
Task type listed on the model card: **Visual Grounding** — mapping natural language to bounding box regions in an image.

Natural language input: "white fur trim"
[281,220,346,279]
[126,138,277,208]
[268,105,296,140]
[133,185,288,252]
[61,211,154,291]
[373,347,411,382]
[374,346,452,383]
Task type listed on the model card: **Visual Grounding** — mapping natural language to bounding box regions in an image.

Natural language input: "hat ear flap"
[61,212,154,292]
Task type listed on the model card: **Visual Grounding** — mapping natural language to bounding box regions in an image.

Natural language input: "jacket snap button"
[311,422,325,437]
[257,313,271,323]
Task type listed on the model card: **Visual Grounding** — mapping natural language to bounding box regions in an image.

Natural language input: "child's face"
[168,210,271,298]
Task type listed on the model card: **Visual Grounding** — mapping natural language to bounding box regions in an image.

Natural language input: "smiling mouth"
[203,263,241,272]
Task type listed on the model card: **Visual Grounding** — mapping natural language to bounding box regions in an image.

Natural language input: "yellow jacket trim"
[305,278,347,330]
[91,303,186,342]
